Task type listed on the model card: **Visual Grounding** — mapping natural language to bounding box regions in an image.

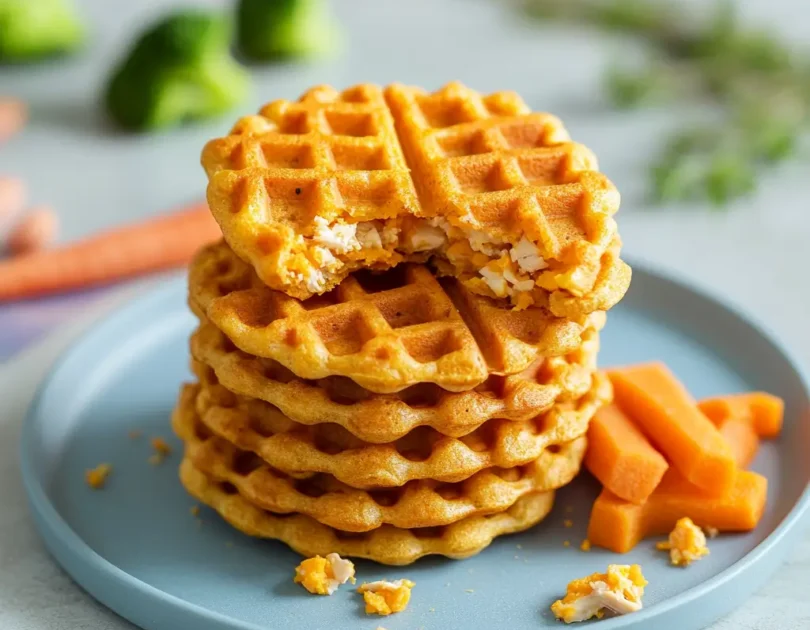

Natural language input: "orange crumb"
[148,454,163,466]
[358,580,414,615]
[564,519,574,528]
[151,437,172,455]
[85,463,112,489]
[563,540,571,548]
[565,505,574,514]
[190,505,200,517]
[580,539,592,552]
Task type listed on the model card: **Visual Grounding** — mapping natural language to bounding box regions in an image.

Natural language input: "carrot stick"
[698,393,784,440]
[587,469,768,553]
[715,417,759,469]
[0,203,220,301]
[608,362,737,496]
[585,403,669,504]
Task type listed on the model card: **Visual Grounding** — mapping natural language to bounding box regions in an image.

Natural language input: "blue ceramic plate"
[20,262,810,630]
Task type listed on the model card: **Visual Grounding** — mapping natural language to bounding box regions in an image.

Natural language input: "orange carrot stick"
[715,417,759,469]
[586,403,669,504]
[587,469,767,553]
[698,393,784,439]
[608,363,737,496]
[0,203,220,301]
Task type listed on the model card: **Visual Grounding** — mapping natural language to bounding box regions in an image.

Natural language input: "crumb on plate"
[294,553,356,595]
[358,579,415,616]
[580,539,591,552]
[190,505,200,517]
[551,564,647,624]
[656,517,710,566]
[563,540,571,548]
[85,463,112,489]
[564,519,574,528]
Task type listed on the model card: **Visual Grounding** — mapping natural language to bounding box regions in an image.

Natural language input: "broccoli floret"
[236,0,341,61]
[0,0,84,61]
[105,11,250,131]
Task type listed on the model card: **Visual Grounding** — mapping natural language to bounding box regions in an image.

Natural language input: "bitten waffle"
[202,82,629,314]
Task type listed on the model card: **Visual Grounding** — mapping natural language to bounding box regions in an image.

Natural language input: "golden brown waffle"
[174,385,585,531]
[202,82,629,315]
[202,84,421,300]
[189,241,598,391]
[190,318,605,444]
[385,82,622,310]
[179,374,601,490]
[180,457,555,565]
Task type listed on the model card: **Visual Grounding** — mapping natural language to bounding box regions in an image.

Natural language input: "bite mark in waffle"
[202,83,628,314]
[174,383,586,531]
[189,241,601,391]
[188,365,610,488]
[189,319,606,444]
[179,457,556,565]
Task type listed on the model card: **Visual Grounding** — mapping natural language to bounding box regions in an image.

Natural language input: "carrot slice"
[585,403,669,504]
[0,203,219,301]
[608,363,736,496]
[587,469,768,553]
[698,393,784,439]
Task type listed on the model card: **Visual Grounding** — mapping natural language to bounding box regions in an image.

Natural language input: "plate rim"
[18,260,810,630]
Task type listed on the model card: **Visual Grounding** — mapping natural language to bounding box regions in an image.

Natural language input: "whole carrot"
[0,203,220,301]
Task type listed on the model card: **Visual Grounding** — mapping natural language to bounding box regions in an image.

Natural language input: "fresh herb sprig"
[525,0,810,205]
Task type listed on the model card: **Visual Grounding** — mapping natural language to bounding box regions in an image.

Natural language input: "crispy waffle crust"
[189,317,605,444]
[189,241,603,392]
[185,369,609,488]
[202,82,629,314]
[180,457,556,565]
[174,383,585,532]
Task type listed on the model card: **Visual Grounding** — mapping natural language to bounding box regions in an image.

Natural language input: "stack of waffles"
[173,82,631,565]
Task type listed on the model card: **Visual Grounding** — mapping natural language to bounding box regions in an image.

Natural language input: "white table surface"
[1,0,809,628]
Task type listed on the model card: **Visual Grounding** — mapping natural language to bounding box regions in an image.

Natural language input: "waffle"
[184,371,606,487]
[202,84,422,300]
[174,384,584,531]
[189,241,598,392]
[202,82,628,315]
[180,457,556,565]
[190,318,604,444]
[385,82,624,312]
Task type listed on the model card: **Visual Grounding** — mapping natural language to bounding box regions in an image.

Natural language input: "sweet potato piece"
[609,363,736,496]
[699,393,784,439]
[716,417,759,469]
[586,403,669,504]
[588,469,767,553]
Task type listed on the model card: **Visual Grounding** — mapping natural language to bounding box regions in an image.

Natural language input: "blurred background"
[1,0,808,360]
